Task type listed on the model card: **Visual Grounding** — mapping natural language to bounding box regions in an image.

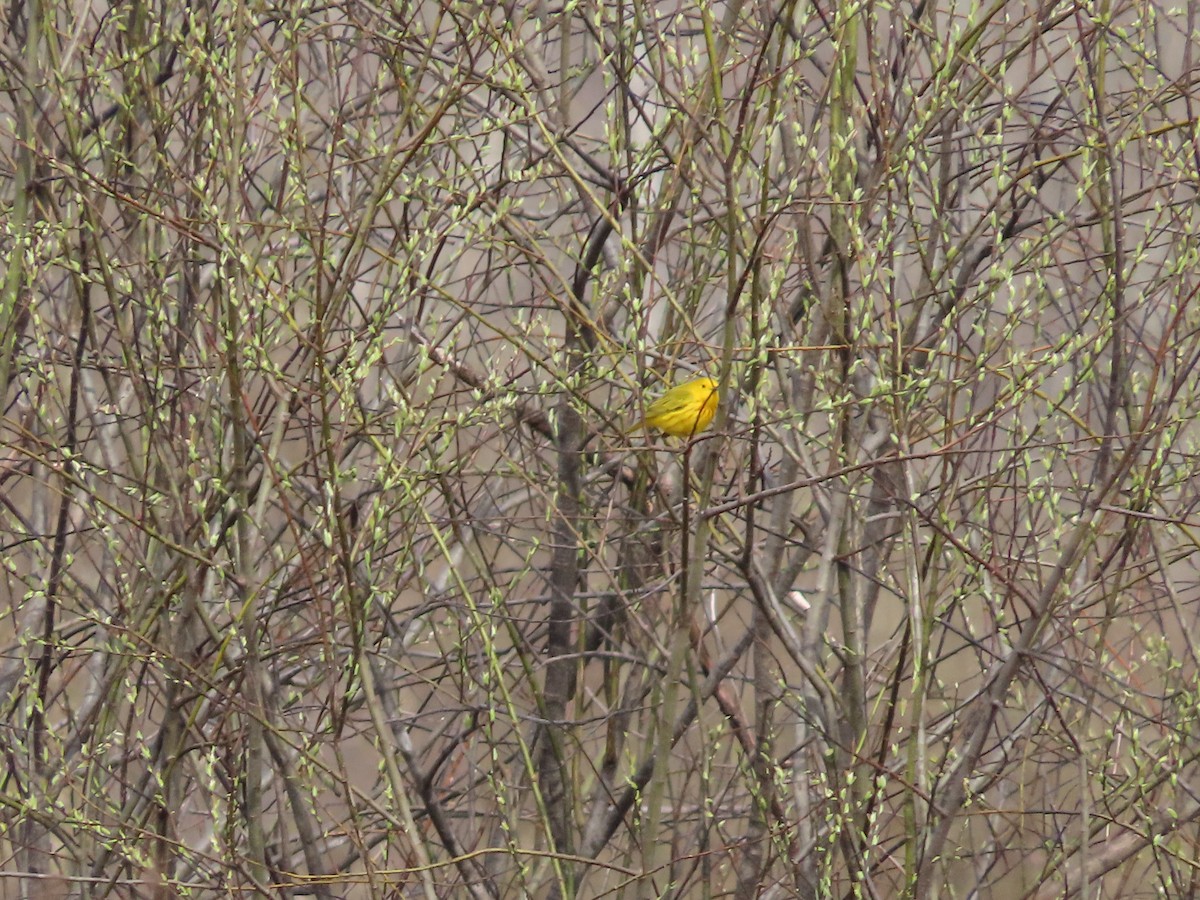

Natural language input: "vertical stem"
[825,1,871,887]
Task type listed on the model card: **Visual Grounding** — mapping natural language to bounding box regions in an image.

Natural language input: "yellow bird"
[635,376,720,438]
